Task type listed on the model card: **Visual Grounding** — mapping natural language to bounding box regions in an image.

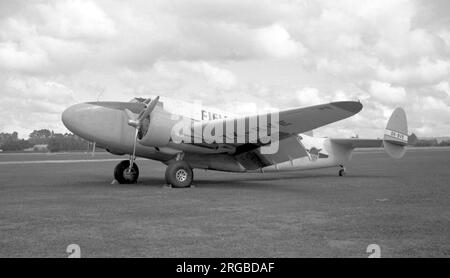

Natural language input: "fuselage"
[62,96,351,173]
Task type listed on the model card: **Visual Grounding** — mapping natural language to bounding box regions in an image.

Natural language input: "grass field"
[0,148,449,257]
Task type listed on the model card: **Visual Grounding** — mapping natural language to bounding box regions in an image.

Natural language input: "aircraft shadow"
[195,172,393,183]
[72,172,393,191]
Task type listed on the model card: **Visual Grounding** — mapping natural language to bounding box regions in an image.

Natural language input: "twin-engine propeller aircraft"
[62,96,408,188]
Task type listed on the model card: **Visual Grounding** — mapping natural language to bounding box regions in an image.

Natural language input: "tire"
[114,160,139,184]
[165,161,193,188]
[339,169,345,176]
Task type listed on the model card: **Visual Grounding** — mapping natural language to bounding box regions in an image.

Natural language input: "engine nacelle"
[137,110,178,147]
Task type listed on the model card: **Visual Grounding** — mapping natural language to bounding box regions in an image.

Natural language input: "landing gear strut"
[114,160,139,184]
[165,161,193,188]
[338,165,346,177]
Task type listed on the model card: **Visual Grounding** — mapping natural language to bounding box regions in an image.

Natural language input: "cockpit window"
[129,97,147,103]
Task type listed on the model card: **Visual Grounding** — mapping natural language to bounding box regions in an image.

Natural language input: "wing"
[330,138,383,148]
[168,101,362,170]
[187,101,363,145]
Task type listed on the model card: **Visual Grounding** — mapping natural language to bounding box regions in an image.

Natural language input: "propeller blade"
[139,96,159,121]
[125,96,160,141]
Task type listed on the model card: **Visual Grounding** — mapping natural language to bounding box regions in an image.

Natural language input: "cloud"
[0,41,49,72]
[296,87,326,106]
[435,81,450,98]
[438,31,450,49]
[36,0,117,41]
[0,15,93,74]
[3,76,74,110]
[411,95,450,135]
[376,58,450,86]
[178,61,237,90]
[256,24,306,59]
[0,0,450,138]
[369,81,406,104]
[0,75,76,137]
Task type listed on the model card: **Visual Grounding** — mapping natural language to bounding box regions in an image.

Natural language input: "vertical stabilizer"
[383,107,408,159]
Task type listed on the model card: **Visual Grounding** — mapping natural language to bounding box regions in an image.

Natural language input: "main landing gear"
[113,159,194,188]
[165,161,193,188]
[338,165,346,176]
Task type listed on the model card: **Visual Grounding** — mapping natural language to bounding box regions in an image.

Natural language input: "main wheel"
[114,160,139,184]
[339,168,346,176]
[165,161,193,188]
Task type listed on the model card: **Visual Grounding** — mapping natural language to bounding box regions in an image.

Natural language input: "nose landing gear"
[338,165,346,176]
[114,160,139,184]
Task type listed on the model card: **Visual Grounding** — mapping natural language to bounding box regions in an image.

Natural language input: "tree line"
[413,138,450,147]
[0,129,93,152]
[0,129,449,152]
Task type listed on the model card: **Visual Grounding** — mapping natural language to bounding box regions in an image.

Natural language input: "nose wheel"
[165,161,193,188]
[114,160,139,184]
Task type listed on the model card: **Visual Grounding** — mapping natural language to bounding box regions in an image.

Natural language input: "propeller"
[124,96,160,171]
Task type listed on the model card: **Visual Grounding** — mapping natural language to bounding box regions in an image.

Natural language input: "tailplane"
[383,107,408,159]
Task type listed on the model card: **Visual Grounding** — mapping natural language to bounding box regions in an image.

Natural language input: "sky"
[0,0,449,139]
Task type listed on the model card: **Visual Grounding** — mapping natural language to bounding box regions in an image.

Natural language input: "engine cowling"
[137,110,177,147]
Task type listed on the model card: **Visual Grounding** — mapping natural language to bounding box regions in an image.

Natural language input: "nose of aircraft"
[62,103,104,141]
[62,102,132,146]
[62,103,85,135]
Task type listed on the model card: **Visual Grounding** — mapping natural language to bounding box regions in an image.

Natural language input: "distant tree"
[1,137,32,151]
[414,138,438,147]
[0,132,19,146]
[29,129,52,145]
[438,140,450,147]
[47,133,89,152]
[408,133,418,145]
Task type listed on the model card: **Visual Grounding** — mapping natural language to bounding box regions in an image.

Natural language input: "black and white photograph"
[0,0,449,263]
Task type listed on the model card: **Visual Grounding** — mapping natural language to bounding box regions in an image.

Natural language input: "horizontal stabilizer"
[330,107,408,159]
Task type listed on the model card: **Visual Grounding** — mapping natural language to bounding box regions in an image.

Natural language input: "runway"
[0,148,449,257]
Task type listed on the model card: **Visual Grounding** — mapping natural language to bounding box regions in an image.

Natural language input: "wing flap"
[258,135,309,164]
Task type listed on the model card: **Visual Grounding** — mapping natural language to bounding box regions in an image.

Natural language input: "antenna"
[92,142,96,157]
[96,87,105,102]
